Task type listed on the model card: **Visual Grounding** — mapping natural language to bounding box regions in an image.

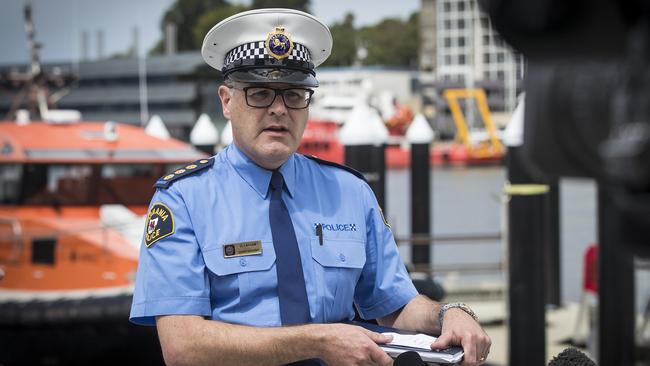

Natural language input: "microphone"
[394,351,426,366]
[547,348,596,366]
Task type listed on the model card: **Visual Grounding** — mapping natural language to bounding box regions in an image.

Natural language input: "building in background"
[419,0,437,72]
[435,0,524,110]
[419,0,525,136]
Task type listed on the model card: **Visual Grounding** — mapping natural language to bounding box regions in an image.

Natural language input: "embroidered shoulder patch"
[154,157,215,189]
[144,203,175,247]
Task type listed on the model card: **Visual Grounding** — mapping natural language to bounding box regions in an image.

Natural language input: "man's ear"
[218,85,232,120]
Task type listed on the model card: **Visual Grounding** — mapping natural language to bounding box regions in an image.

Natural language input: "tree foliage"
[358,12,419,67]
[322,13,357,67]
[193,5,249,49]
[151,0,229,53]
[250,0,310,12]
[152,0,419,68]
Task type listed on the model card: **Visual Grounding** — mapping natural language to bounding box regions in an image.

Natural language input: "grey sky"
[0,0,420,65]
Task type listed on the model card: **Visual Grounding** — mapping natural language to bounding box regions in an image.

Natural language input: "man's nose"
[268,92,288,115]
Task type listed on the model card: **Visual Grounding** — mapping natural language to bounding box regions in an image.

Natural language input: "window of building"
[444,37,452,47]
[483,53,490,63]
[444,55,452,65]
[483,35,490,45]
[484,71,491,79]
[443,2,451,11]
[497,53,505,62]
[458,19,465,29]
[459,55,466,65]
[458,2,465,11]
[444,20,452,30]
[458,37,466,47]
[497,71,505,80]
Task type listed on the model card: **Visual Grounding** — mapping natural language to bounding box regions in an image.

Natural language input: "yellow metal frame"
[442,89,504,157]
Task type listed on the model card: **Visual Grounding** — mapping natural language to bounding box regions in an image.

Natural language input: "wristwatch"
[438,302,478,328]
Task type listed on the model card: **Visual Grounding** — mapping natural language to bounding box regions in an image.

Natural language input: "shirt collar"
[226,143,296,199]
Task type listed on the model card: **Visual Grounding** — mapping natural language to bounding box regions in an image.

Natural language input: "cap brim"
[226,68,318,87]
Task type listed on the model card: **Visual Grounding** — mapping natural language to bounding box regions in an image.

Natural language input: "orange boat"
[0,118,206,364]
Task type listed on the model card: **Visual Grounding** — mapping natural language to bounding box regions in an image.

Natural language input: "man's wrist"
[438,302,478,329]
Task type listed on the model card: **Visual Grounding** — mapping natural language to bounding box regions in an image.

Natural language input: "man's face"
[218,82,310,170]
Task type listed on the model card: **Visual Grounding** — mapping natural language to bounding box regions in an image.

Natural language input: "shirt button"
[339,253,346,262]
[239,258,247,267]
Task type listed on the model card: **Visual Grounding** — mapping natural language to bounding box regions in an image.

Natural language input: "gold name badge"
[223,240,263,258]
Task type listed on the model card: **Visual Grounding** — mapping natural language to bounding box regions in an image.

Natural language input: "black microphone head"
[395,351,427,366]
[547,348,596,366]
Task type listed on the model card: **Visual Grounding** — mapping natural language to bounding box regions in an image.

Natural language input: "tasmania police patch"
[144,203,175,248]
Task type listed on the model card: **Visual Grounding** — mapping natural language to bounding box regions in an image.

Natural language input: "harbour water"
[385,165,650,310]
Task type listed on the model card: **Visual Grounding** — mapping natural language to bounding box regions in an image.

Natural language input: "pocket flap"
[203,241,276,276]
[311,238,366,269]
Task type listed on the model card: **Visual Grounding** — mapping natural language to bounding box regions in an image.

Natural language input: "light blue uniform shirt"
[130,144,417,326]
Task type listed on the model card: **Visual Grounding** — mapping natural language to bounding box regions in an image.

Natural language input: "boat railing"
[395,232,505,300]
[0,216,24,264]
[395,232,503,273]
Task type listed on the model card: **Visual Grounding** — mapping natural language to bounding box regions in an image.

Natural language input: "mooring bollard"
[504,96,546,366]
[406,113,435,268]
[339,102,389,209]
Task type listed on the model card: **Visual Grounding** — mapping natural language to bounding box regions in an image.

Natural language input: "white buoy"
[339,102,389,146]
[406,113,435,144]
[190,114,219,154]
[339,100,389,210]
[503,93,525,147]
[220,120,233,146]
[145,115,170,140]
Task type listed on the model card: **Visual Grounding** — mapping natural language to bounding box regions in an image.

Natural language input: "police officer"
[130,8,491,366]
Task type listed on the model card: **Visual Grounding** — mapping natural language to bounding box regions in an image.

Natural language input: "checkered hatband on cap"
[223,41,312,68]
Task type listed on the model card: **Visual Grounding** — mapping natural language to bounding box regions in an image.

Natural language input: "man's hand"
[315,323,394,366]
[430,309,491,366]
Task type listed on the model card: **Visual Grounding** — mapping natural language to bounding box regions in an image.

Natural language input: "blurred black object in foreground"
[547,348,596,366]
[484,0,650,254]
[484,1,650,365]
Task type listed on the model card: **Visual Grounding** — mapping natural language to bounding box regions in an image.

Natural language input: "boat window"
[98,164,166,205]
[19,164,168,206]
[0,165,22,204]
[32,237,57,265]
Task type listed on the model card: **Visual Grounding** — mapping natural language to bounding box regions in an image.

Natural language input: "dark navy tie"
[269,171,311,325]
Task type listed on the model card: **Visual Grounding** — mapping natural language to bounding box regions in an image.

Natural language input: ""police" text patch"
[145,203,175,247]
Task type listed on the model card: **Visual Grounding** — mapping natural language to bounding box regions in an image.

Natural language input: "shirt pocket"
[310,237,366,322]
[202,241,277,308]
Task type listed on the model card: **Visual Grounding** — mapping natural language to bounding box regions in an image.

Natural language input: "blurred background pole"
[545,180,561,306]
[503,96,546,366]
[406,114,435,268]
[340,103,389,209]
[505,149,547,366]
[597,185,635,365]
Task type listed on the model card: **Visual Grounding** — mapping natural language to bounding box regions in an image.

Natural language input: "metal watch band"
[438,302,478,329]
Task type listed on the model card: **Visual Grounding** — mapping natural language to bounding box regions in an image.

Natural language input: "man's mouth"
[263,125,289,133]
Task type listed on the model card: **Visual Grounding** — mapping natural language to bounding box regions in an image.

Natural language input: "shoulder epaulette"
[305,155,367,183]
[154,157,215,189]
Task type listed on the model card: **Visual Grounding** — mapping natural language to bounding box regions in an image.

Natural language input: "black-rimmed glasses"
[231,86,314,109]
